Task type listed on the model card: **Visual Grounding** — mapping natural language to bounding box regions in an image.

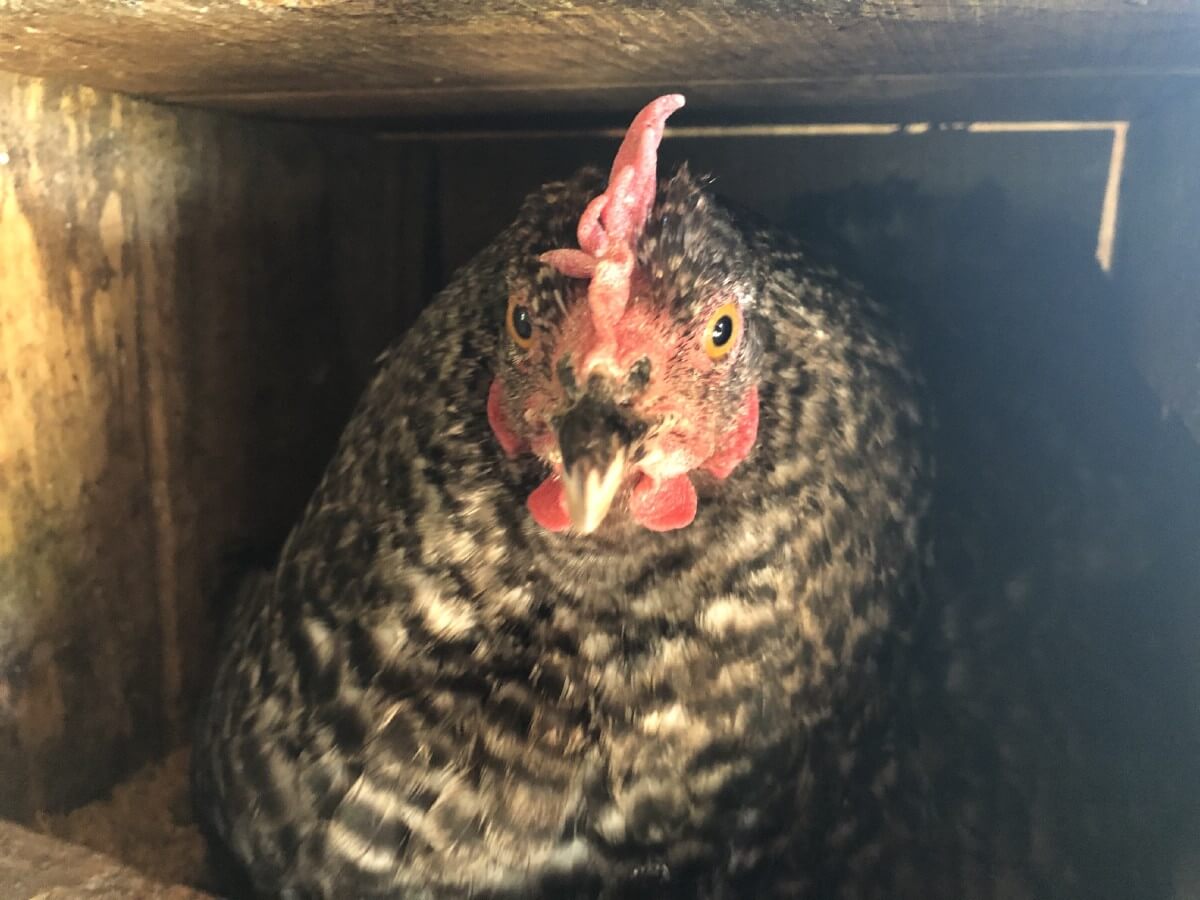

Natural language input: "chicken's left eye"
[507,298,534,349]
[703,301,742,360]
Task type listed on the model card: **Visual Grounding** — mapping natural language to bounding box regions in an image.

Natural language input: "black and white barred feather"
[193,166,943,898]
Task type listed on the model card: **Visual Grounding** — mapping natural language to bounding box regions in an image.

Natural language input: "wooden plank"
[0,819,209,899]
[0,72,412,820]
[1116,88,1200,444]
[0,2,1199,119]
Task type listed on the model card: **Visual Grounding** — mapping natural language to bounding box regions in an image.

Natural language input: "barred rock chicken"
[193,95,935,898]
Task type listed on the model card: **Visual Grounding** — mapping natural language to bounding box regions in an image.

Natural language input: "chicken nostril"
[628,357,651,392]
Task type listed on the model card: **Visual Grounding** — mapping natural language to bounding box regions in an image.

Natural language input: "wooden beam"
[0,2,1198,119]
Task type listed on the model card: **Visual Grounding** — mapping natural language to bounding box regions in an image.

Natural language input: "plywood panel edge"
[1115,89,1200,445]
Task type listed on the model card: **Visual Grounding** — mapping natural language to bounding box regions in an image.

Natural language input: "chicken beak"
[562,446,627,535]
[556,393,638,535]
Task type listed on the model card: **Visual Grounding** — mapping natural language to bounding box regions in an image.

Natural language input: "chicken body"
[193,155,932,895]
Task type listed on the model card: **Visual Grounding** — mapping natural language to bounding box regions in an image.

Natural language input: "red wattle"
[703,386,760,479]
[527,475,571,532]
[630,474,698,531]
[487,378,526,458]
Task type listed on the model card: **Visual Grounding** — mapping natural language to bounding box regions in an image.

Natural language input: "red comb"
[541,94,685,348]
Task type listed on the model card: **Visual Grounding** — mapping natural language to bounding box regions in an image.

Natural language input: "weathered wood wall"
[0,1,1198,120]
[0,72,421,820]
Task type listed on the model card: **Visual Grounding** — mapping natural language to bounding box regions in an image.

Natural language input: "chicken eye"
[507,298,534,349]
[711,316,733,346]
[703,302,741,360]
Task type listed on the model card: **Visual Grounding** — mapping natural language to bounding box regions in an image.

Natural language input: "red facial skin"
[486,93,759,533]
[487,294,759,533]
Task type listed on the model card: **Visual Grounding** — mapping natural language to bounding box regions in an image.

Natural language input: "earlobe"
[703,385,759,479]
[487,378,528,457]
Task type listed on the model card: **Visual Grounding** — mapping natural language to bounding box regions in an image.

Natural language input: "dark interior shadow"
[782,178,1200,898]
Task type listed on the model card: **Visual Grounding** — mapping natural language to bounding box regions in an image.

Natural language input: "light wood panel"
[0,71,415,819]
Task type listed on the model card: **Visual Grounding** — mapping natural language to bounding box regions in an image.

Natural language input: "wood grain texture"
[0,1,1199,119]
[0,71,417,821]
[0,819,210,899]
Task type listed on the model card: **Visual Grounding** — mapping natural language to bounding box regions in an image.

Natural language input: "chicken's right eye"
[703,301,742,360]
[507,298,534,349]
